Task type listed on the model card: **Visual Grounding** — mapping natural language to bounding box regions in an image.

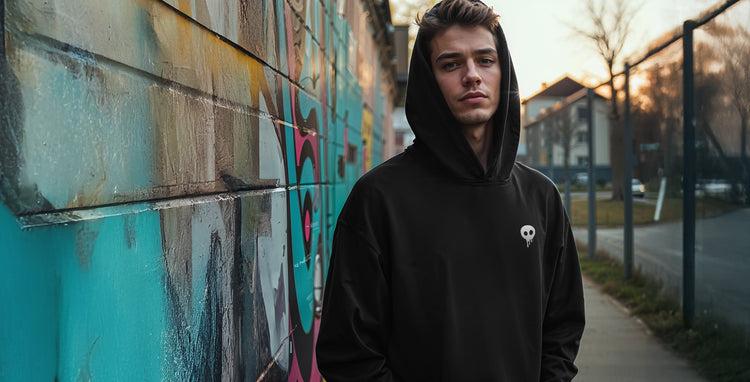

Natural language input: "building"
[521,76,611,183]
[391,24,416,155]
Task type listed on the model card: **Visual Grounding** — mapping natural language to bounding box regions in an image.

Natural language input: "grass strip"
[567,197,739,227]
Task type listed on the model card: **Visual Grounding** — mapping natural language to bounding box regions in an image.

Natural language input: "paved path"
[576,276,707,382]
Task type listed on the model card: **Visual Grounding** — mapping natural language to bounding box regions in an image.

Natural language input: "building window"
[577,106,587,123]
[577,156,588,166]
[577,132,588,144]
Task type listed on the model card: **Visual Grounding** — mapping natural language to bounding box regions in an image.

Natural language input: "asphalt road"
[573,208,750,332]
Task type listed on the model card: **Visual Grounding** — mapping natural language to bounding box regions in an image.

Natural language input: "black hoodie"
[316,8,585,381]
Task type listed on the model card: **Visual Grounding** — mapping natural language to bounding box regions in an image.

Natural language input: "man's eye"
[442,62,458,70]
[479,58,495,65]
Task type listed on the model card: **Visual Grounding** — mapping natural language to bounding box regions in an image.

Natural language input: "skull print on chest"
[520,225,535,248]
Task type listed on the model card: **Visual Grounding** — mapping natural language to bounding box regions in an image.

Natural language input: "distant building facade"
[391,24,416,155]
[521,77,611,183]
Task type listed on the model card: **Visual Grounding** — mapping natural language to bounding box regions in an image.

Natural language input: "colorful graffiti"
[0,0,395,380]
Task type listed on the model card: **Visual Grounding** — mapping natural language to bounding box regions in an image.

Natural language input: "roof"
[524,87,608,128]
[522,76,586,104]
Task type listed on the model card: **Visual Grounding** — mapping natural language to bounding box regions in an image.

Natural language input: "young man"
[316,0,585,380]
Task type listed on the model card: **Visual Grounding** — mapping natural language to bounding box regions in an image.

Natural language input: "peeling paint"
[1,0,395,380]
[75,223,100,270]
[75,337,99,382]
[123,214,136,249]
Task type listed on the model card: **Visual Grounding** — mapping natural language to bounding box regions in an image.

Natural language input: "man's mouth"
[460,91,487,103]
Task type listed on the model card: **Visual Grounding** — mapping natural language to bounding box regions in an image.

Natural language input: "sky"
[464,0,722,99]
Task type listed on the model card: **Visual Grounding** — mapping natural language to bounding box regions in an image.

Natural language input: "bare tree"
[390,0,437,54]
[643,61,683,184]
[631,20,750,204]
[568,0,640,201]
[553,106,577,185]
[704,22,750,203]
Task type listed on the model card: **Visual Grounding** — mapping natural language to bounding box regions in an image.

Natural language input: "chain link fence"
[599,0,750,335]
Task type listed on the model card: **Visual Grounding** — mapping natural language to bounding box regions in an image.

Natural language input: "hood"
[404,7,521,182]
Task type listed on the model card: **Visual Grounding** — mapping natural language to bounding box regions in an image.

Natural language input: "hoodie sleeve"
[540,211,586,382]
[315,217,398,382]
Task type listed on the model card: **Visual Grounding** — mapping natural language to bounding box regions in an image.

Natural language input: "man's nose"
[463,61,481,86]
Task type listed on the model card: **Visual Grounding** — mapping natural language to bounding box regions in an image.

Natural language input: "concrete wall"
[0,0,395,380]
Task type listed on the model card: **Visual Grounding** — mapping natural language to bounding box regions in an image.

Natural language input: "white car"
[701,179,731,197]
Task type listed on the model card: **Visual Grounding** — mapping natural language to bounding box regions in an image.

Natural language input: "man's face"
[430,25,501,130]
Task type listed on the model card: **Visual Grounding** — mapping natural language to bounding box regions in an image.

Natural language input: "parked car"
[574,172,588,185]
[631,179,645,198]
[700,179,732,197]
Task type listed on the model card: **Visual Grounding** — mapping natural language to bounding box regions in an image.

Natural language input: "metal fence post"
[683,20,697,328]
[1,0,4,57]
[587,88,596,258]
[624,63,634,280]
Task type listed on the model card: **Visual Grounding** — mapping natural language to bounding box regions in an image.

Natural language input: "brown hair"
[416,0,500,49]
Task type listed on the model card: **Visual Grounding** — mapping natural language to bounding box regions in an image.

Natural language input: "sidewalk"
[575,276,707,382]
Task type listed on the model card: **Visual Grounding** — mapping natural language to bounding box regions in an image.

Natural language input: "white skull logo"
[520,225,535,248]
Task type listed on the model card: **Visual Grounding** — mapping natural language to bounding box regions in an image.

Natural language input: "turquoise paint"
[0,205,62,381]
[55,213,165,381]
[289,187,321,334]
[330,142,349,218]
[1,0,394,380]
[297,90,324,186]
[372,65,385,168]
[298,153,317,187]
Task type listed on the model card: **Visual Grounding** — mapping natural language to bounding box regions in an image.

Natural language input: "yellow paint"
[362,109,373,171]
[177,0,192,15]
[145,0,277,115]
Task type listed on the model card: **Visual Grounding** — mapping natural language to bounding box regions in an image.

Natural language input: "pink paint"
[304,210,311,243]
[311,319,323,381]
[294,129,322,182]
[284,0,322,185]
[285,9,321,180]
[362,148,367,173]
[288,319,323,382]
[295,131,318,170]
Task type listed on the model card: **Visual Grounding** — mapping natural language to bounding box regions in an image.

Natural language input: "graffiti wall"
[0,0,396,380]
